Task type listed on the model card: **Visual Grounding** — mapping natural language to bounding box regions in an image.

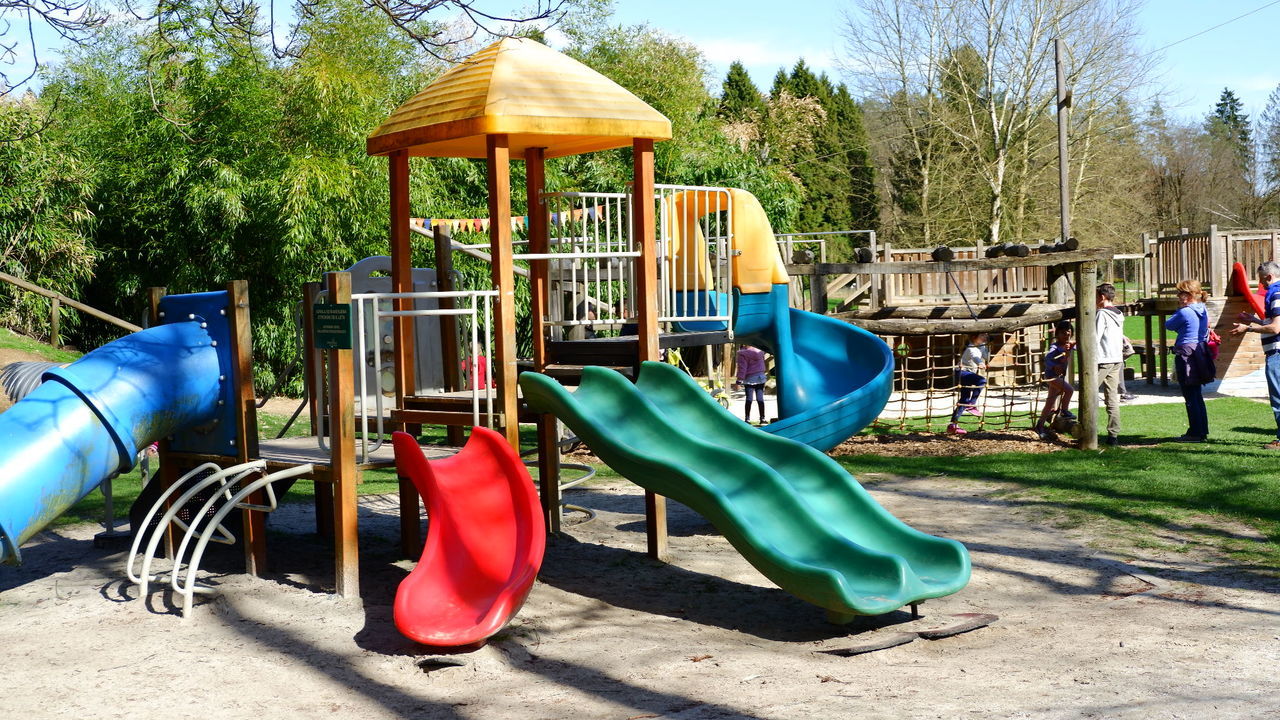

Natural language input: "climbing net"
[871,323,1059,434]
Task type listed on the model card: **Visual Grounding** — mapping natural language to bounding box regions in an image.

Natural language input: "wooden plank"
[0,270,142,333]
[845,308,1075,335]
[326,271,360,598]
[525,147,561,534]
[390,408,505,426]
[147,287,178,559]
[1144,313,1155,385]
[838,302,1072,321]
[227,280,268,576]
[788,248,1112,277]
[432,226,466,447]
[389,150,414,424]
[632,139,660,365]
[1076,263,1099,450]
[487,135,521,450]
[631,138,666,562]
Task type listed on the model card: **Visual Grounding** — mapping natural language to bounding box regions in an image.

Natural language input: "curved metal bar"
[126,461,226,586]
[128,461,263,595]
[166,463,270,599]
[175,464,314,618]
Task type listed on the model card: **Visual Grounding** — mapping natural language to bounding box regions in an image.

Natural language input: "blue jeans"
[1267,352,1280,440]
[1179,381,1208,438]
[952,371,986,422]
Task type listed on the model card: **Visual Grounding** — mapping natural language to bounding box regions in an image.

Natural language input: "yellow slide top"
[664,188,789,295]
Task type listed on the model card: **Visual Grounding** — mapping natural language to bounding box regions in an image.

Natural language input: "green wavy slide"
[519,361,971,618]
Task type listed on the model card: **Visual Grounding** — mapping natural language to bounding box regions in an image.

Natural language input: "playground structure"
[0,37,977,638]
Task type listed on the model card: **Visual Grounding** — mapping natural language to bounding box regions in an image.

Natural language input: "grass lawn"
[0,328,82,363]
[59,391,1279,572]
[848,396,1280,568]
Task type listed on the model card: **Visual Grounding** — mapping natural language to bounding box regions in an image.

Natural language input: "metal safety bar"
[654,184,734,330]
[537,192,637,339]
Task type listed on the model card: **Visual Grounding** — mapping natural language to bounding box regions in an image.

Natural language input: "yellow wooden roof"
[366,38,672,159]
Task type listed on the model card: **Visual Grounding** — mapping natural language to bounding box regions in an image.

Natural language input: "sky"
[605,0,1280,121]
[5,0,1279,122]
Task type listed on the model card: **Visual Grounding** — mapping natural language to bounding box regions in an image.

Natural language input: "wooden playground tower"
[363,38,680,564]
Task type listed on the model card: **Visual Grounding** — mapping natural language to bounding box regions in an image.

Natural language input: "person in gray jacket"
[1096,283,1125,446]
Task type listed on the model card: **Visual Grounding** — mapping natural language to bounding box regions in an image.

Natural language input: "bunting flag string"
[410,204,608,234]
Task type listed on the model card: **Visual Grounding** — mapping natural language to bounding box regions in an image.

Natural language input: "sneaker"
[1059,409,1076,420]
[1105,435,1119,447]
[1121,393,1137,401]
[1264,440,1280,450]
[964,405,983,416]
[1035,428,1055,441]
[947,423,967,436]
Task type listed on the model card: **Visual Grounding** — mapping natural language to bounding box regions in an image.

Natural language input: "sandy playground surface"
[2,467,1277,720]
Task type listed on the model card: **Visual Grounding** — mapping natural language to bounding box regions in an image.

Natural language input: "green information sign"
[312,303,352,350]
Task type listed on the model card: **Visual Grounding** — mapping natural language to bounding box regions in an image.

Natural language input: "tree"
[1,0,578,98]
[842,0,1155,247]
[1260,83,1280,202]
[1208,88,1252,167]
[719,61,764,119]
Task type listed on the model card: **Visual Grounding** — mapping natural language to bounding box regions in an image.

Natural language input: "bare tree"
[841,0,1155,246]
[1,0,571,97]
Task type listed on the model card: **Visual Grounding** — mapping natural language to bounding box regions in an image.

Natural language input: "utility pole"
[1050,38,1074,305]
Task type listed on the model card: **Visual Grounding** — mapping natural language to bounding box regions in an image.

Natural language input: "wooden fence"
[1144,226,1280,297]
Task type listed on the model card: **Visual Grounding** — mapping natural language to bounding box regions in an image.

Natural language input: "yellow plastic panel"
[726,188,789,294]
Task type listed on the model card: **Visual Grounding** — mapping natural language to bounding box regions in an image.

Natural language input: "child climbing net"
[872,323,1065,435]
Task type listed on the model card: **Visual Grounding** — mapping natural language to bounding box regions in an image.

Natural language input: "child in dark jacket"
[1035,321,1076,440]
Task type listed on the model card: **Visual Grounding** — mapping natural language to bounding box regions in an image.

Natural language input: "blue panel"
[158,291,239,457]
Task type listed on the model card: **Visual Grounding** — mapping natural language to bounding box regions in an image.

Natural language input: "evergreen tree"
[770,68,790,98]
[719,61,764,119]
[1258,83,1280,192]
[1208,87,1252,169]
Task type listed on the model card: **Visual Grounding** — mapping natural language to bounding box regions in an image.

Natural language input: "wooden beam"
[1076,262,1098,450]
[843,308,1076,335]
[147,287,178,559]
[632,138,666,562]
[787,248,1112,277]
[326,271,359,597]
[433,225,466,448]
[226,280,267,575]
[487,134,521,450]
[389,149,414,422]
[837,302,1073,321]
[525,146,561,535]
[0,270,141,333]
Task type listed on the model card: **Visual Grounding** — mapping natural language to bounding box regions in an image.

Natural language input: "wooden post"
[389,150,414,420]
[433,226,466,448]
[868,231,881,308]
[881,240,893,306]
[300,282,332,538]
[526,147,562,534]
[1158,314,1169,385]
[1209,224,1225,297]
[1271,231,1279,262]
[49,297,59,347]
[326,271,359,597]
[487,135,520,450]
[1076,262,1098,450]
[227,280,267,575]
[809,264,827,314]
[1140,233,1152,298]
[147,287,178,558]
[1152,311,1162,384]
[632,138,667,561]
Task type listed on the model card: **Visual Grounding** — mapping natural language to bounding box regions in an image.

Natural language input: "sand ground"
[2,472,1277,720]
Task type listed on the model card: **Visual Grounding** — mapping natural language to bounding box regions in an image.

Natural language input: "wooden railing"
[880,243,1049,305]
[0,271,141,344]
[1143,226,1280,297]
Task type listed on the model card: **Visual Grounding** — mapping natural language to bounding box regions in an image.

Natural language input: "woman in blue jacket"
[1165,279,1213,442]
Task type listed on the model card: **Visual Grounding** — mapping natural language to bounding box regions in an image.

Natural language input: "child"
[1035,321,1077,440]
[734,344,768,424]
[948,332,989,436]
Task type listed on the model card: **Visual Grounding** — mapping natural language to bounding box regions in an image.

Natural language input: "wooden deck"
[257,435,459,471]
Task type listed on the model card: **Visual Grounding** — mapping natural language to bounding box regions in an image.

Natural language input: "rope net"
[871,323,1057,433]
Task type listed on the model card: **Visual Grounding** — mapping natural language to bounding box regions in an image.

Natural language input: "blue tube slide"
[735,285,894,452]
[0,322,223,564]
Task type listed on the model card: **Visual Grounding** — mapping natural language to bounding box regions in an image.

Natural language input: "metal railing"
[313,289,497,463]
[655,184,734,331]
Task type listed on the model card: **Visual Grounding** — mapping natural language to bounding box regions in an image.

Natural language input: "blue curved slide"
[0,321,224,564]
[678,285,893,452]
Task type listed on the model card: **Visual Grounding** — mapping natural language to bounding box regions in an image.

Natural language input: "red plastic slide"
[390,428,546,648]
[1231,261,1268,318]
